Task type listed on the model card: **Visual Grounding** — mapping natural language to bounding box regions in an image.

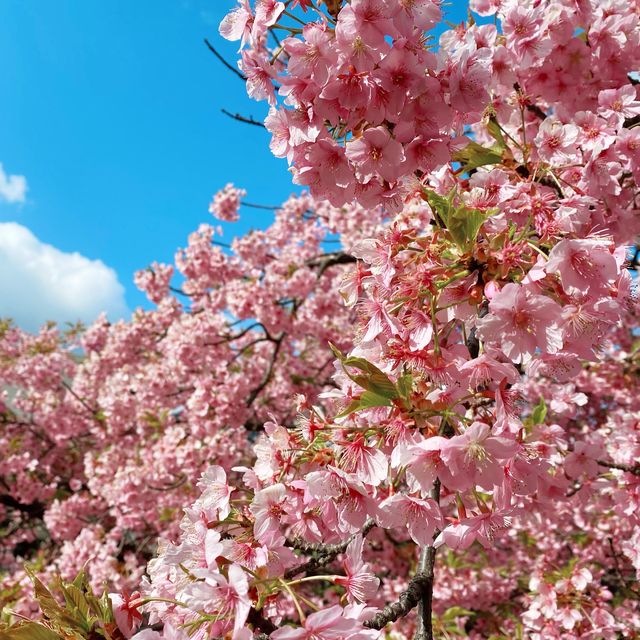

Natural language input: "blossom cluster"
[0,190,383,615]
[2,1,640,639]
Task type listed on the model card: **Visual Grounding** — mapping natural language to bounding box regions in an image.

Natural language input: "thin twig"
[203,38,246,81]
[598,460,640,476]
[284,519,376,580]
[246,335,284,407]
[221,109,266,128]
[241,201,281,210]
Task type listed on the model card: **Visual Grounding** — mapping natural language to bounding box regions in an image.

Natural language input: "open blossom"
[391,435,448,495]
[534,118,579,163]
[271,604,379,640]
[346,127,406,183]
[435,484,513,550]
[598,85,640,126]
[476,283,563,364]
[564,441,601,479]
[196,465,232,520]
[378,494,443,546]
[219,0,253,48]
[182,564,251,636]
[546,238,618,295]
[440,422,518,491]
[338,435,388,486]
[334,535,380,604]
[110,591,144,639]
[250,483,287,544]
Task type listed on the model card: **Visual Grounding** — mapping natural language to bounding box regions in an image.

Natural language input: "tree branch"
[221,109,266,128]
[364,572,433,630]
[466,301,489,359]
[246,335,284,407]
[283,519,376,580]
[203,38,246,81]
[247,607,277,636]
[598,460,640,476]
[414,480,441,640]
[241,201,281,211]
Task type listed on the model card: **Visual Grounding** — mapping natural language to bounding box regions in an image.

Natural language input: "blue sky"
[0,0,470,330]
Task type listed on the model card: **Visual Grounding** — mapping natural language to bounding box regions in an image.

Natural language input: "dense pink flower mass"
[2,1,640,639]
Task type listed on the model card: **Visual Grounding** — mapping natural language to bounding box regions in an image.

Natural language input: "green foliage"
[530,397,547,425]
[0,569,119,640]
[328,343,414,417]
[452,140,503,171]
[423,189,491,252]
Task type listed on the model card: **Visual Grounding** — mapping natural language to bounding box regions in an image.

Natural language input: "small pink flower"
[219,0,253,48]
[564,442,601,479]
[598,85,640,126]
[476,283,563,364]
[546,238,618,296]
[209,184,246,222]
[335,534,380,604]
[197,465,232,520]
[271,604,372,639]
[182,564,251,636]
[346,127,406,183]
[110,591,144,639]
[250,483,287,544]
[338,435,388,486]
[378,493,443,546]
[440,422,518,491]
[534,118,579,164]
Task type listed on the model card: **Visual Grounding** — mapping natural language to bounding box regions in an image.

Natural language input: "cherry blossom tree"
[0,191,382,617]
[2,0,640,639]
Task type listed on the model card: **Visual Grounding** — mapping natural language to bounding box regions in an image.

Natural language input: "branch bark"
[414,480,441,640]
[284,519,376,580]
[203,38,246,81]
[221,109,266,128]
[598,459,640,476]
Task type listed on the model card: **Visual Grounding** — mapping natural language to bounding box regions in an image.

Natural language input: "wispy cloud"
[0,222,130,332]
[0,163,28,204]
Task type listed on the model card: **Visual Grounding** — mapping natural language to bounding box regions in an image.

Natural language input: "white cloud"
[0,164,28,203]
[0,222,130,332]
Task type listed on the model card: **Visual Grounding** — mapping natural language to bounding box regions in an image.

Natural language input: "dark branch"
[466,301,489,359]
[526,103,547,121]
[247,607,277,636]
[598,460,640,476]
[241,201,281,211]
[624,114,640,129]
[306,252,357,276]
[284,519,376,580]
[364,572,433,630]
[221,109,266,128]
[203,38,246,81]
[246,335,284,407]
[414,480,441,640]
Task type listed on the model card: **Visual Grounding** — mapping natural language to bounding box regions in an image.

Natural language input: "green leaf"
[531,397,547,424]
[487,116,508,150]
[441,606,475,621]
[24,569,63,621]
[422,189,455,226]
[452,141,503,171]
[396,373,413,400]
[328,344,398,399]
[60,584,92,630]
[0,624,62,640]
[422,190,489,251]
[335,390,392,418]
[446,206,489,251]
